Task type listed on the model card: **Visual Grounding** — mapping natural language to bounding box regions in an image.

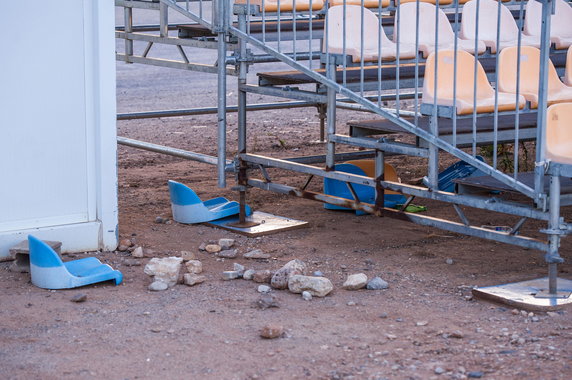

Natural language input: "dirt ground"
[2,10,572,380]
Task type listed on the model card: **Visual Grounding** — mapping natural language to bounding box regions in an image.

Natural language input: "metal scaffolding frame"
[115,0,572,300]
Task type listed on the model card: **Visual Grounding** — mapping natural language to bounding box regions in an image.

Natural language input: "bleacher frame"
[115,0,572,305]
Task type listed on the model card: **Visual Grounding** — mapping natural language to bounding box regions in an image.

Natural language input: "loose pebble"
[258,285,271,293]
[343,273,368,290]
[243,269,256,280]
[416,321,428,327]
[148,281,169,291]
[234,263,245,275]
[70,294,87,303]
[256,294,279,309]
[222,271,241,281]
[271,259,307,289]
[467,371,483,378]
[252,270,273,284]
[183,274,206,286]
[302,291,312,301]
[243,249,271,259]
[144,257,183,288]
[218,238,235,250]
[366,277,389,290]
[288,275,333,297]
[185,260,203,274]
[205,244,221,254]
[434,367,445,375]
[131,246,144,258]
[445,258,454,265]
[180,251,197,261]
[217,249,238,259]
[260,324,284,339]
[313,271,323,277]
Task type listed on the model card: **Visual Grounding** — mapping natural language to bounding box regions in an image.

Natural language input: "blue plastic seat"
[28,235,123,290]
[324,164,406,215]
[168,180,251,224]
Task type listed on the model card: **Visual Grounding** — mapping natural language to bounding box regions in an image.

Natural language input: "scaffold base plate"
[473,277,572,311]
[205,211,308,237]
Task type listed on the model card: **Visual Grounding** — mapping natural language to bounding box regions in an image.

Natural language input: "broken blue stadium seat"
[168,180,252,224]
[323,163,406,215]
[28,235,123,290]
[423,156,486,192]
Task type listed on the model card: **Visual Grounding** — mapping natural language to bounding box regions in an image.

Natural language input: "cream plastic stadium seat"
[525,0,572,50]
[329,0,390,7]
[546,103,572,165]
[566,47,572,86]
[396,3,486,58]
[326,5,417,62]
[498,46,572,108]
[399,0,452,4]
[234,0,324,12]
[461,0,540,54]
[422,50,525,115]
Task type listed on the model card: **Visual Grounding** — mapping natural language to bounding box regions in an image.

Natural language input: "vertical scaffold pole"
[534,0,553,207]
[124,3,133,63]
[547,173,562,294]
[215,0,228,188]
[237,10,248,223]
[326,61,337,171]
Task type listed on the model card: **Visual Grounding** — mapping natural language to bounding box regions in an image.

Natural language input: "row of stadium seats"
[421,46,572,115]
[326,0,571,63]
[236,0,542,12]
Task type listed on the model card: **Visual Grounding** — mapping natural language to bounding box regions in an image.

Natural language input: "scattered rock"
[288,275,333,297]
[155,216,165,224]
[70,294,87,303]
[118,238,133,252]
[150,326,163,333]
[416,321,428,327]
[124,259,142,267]
[547,311,559,318]
[217,249,238,259]
[144,257,183,288]
[185,260,203,274]
[180,251,197,261]
[379,312,388,319]
[366,276,389,290]
[243,249,271,259]
[260,324,284,339]
[347,301,357,306]
[258,285,271,293]
[302,291,312,301]
[148,281,169,291]
[243,269,255,280]
[467,371,483,378]
[218,238,235,250]
[198,243,207,251]
[313,271,323,277]
[183,273,206,286]
[205,244,221,254]
[343,273,368,290]
[449,330,464,339]
[256,294,279,309]
[222,271,241,280]
[434,367,445,375]
[445,258,454,265]
[271,259,307,289]
[234,263,245,275]
[131,246,144,258]
[252,270,273,283]
[511,308,519,315]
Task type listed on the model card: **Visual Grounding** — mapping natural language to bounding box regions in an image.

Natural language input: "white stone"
[271,259,307,289]
[288,275,333,297]
[217,249,238,258]
[234,263,245,275]
[222,271,241,280]
[343,273,368,290]
[180,251,197,261]
[144,257,183,288]
[183,273,206,286]
[131,246,144,258]
[148,281,168,291]
[243,269,255,280]
[185,260,203,274]
[218,238,235,250]
[302,291,312,301]
[257,285,271,293]
[205,244,221,254]
[243,249,271,259]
